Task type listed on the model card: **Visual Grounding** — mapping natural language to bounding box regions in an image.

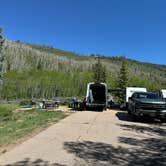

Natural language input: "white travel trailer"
[160,89,166,99]
[126,87,147,103]
[85,82,108,111]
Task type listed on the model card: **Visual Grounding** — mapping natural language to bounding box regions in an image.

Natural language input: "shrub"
[19,100,35,106]
[0,106,12,121]
[61,100,70,106]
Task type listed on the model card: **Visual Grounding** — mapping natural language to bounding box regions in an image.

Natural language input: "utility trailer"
[85,82,108,111]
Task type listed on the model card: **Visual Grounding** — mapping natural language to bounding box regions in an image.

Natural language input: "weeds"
[0,104,65,146]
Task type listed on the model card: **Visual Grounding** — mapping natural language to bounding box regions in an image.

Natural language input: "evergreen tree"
[0,27,5,79]
[117,59,128,105]
[92,56,106,83]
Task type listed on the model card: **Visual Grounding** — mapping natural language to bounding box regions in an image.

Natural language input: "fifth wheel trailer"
[85,82,108,111]
[160,89,166,99]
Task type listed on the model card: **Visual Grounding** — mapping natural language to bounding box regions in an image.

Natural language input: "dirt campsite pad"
[0,109,165,166]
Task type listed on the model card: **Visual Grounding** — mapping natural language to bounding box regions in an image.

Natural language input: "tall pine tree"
[117,59,128,105]
[0,27,5,79]
[92,56,106,83]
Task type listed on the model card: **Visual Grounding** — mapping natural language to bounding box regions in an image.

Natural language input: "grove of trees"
[0,28,165,101]
[1,69,93,100]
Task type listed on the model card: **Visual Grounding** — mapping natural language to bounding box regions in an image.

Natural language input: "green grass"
[0,104,66,146]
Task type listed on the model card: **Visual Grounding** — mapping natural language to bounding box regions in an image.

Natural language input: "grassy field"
[0,104,66,147]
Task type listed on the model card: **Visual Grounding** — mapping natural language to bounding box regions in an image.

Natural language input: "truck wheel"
[160,118,166,123]
[130,106,139,121]
[127,109,131,115]
[131,105,136,115]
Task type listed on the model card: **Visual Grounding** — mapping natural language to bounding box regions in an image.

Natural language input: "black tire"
[130,105,140,121]
[127,109,131,115]
[160,118,166,123]
[127,104,131,114]
[131,105,135,115]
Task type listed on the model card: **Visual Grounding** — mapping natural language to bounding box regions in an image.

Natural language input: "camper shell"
[85,82,108,110]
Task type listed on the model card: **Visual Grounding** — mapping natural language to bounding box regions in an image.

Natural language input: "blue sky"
[0,0,166,65]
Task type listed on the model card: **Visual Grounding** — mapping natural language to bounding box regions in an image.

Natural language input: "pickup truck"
[125,87,147,108]
[128,92,166,122]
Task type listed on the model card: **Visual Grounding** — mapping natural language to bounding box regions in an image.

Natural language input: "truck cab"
[126,87,147,109]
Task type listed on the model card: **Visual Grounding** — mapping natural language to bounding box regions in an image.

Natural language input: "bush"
[61,100,70,106]
[0,106,13,121]
[19,100,35,106]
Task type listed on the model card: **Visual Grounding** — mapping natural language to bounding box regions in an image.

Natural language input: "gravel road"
[0,109,166,166]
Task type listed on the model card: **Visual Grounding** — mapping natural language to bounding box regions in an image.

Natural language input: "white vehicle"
[126,87,147,103]
[160,89,166,99]
[85,82,108,111]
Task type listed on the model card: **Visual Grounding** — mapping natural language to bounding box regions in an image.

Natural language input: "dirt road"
[0,109,166,166]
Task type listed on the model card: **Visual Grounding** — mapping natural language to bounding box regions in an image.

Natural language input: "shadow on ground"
[64,139,166,166]
[118,123,166,136]
[109,104,120,110]
[64,116,166,166]
[116,111,165,124]
[4,158,66,166]
[116,111,133,122]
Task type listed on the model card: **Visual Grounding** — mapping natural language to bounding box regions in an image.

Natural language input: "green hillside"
[0,40,165,100]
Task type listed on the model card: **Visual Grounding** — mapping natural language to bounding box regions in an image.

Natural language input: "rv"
[85,82,108,111]
[160,89,166,99]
